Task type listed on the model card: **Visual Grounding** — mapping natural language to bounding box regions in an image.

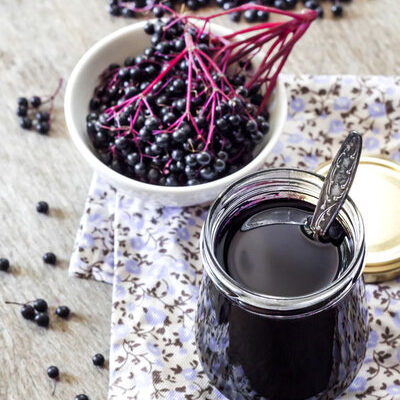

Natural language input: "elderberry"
[56,305,70,319]
[21,304,35,320]
[16,80,62,133]
[92,353,105,367]
[75,395,89,400]
[331,3,344,17]
[34,312,50,327]
[0,258,10,271]
[19,117,32,130]
[43,252,57,265]
[47,366,59,379]
[36,201,49,214]
[33,298,48,312]
[30,96,42,108]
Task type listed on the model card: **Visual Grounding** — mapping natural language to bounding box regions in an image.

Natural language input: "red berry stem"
[5,300,31,306]
[42,78,64,116]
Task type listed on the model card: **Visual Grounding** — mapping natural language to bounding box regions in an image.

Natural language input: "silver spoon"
[307,130,363,239]
[242,131,362,237]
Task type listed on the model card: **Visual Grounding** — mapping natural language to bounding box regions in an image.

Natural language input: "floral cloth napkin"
[70,75,400,400]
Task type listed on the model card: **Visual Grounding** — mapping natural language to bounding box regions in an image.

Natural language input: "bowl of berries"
[65,5,316,206]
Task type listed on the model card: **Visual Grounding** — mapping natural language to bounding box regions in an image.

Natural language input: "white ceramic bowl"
[65,20,287,207]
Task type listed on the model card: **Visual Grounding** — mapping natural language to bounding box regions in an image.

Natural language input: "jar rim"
[201,168,366,314]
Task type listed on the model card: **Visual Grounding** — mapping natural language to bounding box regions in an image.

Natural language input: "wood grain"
[0,0,398,398]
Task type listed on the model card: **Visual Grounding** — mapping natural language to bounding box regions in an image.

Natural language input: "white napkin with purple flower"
[70,75,400,400]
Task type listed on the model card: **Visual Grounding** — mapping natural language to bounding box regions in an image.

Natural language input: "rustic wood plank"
[0,0,398,398]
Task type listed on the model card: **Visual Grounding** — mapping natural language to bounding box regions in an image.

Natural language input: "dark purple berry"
[19,117,32,130]
[34,312,49,327]
[215,159,226,172]
[47,366,59,379]
[332,4,343,17]
[109,4,121,15]
[153,6,164,18]
[36,121,50,134]
[36,201,49,214]
[30,96,42,108]
[56,306,70,319]
[246,119,258,132]
[21,304,35,320]
[16,105,28,117]
[36,111,50,122]
[92,353,105,367]
[257,10,269,22]
[229,11,241,22]
[274,0,286,9]
[121,7,135,17]
[200,166,216,181]
[43,252,57,265]
[285,0,297,9]
[17,97,28,107]
[305,0,318,10]
[0,258,9,271]
[33,298,48,313]
[144,22,155,35]
[196,151,212,166]
[74,395,89,400]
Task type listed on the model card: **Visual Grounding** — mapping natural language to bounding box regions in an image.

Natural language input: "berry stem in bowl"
[87,5,316,186]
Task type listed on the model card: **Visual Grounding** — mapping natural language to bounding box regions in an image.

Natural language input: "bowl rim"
[64,20,287,195]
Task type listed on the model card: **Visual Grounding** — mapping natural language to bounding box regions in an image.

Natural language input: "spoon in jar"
[304,130,363,240]
[241,131,362,238]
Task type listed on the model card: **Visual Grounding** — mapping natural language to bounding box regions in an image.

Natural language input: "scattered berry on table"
[47,366,59,379]
[19,117,32,130]
[43,252,57,265]
[30,96,42,108]
[36,121,50,135]
[17,97,28,107]
[36,201,49,214]
[75,395,89,400]
[16,79,63,133]
[331,3,344,17]
[20,304,35,320]
[0,258,10,271]
[34,312,50,327]
[36,111,50,122]
[92,353,105,367]
[16,105,28,117]
[55,305,70,319]
[33,298,48,313]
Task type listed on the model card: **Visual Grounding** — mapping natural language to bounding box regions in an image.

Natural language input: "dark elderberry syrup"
[217,199,347,297]
[196,172,368,400]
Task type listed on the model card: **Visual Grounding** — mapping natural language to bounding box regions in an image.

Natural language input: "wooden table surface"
[0,1,399,399]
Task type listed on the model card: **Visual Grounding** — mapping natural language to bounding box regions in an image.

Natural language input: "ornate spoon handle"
[309,131,363,238]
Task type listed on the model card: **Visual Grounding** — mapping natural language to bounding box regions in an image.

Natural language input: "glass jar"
[195,169,369,400]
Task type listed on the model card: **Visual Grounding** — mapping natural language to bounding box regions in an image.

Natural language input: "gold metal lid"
[315,156,400,283]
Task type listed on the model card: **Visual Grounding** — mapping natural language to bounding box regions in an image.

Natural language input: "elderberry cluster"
[17,96,50,134]
[87,19,270,187]
[7,298,70,328]
[107,0,348,21]
[243,0,347,19]
[16,79,63,134]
